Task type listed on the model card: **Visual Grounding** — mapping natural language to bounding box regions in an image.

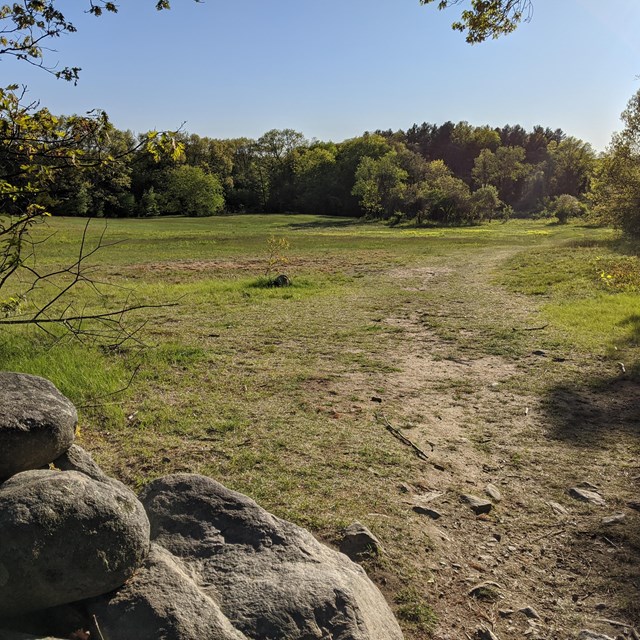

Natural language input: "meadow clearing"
[2,214,639,639]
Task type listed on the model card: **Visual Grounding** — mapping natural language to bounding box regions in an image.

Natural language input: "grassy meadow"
[2,214,639,637]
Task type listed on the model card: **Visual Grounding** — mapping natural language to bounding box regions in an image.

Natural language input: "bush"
[549,194,585,224]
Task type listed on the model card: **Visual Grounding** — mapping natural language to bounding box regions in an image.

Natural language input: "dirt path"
[378,248,640,640]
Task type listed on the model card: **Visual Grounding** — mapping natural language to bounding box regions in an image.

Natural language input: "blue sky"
[5,0,640,150]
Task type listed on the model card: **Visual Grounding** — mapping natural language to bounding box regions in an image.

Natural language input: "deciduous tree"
[352,152,408,219]
[0,1,187,341]
[590,90,640,239]
[161,165,225,217]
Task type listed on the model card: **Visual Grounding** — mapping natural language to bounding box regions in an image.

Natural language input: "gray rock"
[339,522,383,560]
[0,470,150,616]
[519,606,541,620]
[0,373,77,479]
[271,274,291,287]
[485,484,502,502]
[548,501,569,515]
[601,513,626,526]
[88,544,248,640]
[568,487,606,506]
[412,504,443,519]
[412,490,443,503]
[141,474,404,640]
[461,494,493,515]
[49,444,108,481]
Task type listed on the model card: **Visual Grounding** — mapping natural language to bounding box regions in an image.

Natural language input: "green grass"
[2,214,639,637]
[395,587,438,632]
[499,232,640,361]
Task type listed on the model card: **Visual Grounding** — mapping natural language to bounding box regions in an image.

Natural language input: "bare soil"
[334,253,640,639]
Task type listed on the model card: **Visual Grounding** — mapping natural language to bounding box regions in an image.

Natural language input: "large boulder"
[140,474,404,640]
[0,373,77,479]
[88,544,248,640]
[0,469,150,616]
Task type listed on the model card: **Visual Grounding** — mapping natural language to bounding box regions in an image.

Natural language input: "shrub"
[549,194,584,224]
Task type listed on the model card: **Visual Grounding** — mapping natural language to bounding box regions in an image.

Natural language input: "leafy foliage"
[595,255,640,292]
[548,194,584,225]
[590,90,640,239]
[264,235,290,277]
[352,152,408,218]
[0,1,187,340]
[0,1,179,81]
[161,165,224,217]
[419,0,533,43]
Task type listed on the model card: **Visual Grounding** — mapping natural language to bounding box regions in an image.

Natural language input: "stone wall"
[0,372,403,640]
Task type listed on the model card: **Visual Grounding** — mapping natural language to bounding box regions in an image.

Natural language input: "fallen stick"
[531,526,565,543]
[512,324,549,332]
[375,413,432,461]
[93,616,106,640]
[597,618,637,630]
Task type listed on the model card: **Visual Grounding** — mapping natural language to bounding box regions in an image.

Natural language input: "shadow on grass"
[285,217,361,230]
[543,312,640,447]
[540,316,640,628]
[543,313,640,446]
[562,515,640,628]
[542,376,640,446]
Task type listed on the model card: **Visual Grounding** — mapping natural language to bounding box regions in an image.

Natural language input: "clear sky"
[4,0,640,150]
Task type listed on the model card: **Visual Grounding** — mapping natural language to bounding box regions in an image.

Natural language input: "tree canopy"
[0,0,186,340]
[419,0,533,42]
[590,90,640,238]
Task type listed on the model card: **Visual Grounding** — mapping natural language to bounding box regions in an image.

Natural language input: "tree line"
[33,118,599,226]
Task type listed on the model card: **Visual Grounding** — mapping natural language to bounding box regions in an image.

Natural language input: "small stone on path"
[601,513,626,526]
[568,487,606,506]
[519,606,541,620]
[339,522,384,560]
[412,504,443,520]
[461,494,493,515]
[475,627,501,640]
[548,501,569,515]
[578,482,600,491]
[413,490,443,503]
[485,483,502,502]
